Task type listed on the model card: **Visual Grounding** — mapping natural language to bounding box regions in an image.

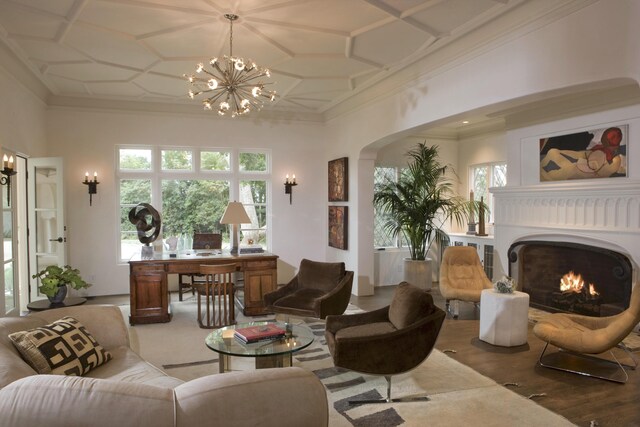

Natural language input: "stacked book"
[234,324,286,344]
[239,245,264,254]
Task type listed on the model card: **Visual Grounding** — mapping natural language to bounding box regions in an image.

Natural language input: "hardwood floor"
[350,284,640,427]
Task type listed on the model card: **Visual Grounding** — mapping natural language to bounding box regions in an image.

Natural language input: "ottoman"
[479,289,530,347]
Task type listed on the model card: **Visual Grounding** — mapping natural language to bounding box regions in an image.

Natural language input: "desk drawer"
[167,263,199,274]
[244,259,277,270]
[131,263,164,273]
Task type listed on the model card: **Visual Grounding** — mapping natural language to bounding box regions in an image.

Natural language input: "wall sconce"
[284,174,297,204]
[83,171,99,206]
[0,155,17,206]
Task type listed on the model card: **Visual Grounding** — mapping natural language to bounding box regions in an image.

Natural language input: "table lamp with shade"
[220,201,251,255]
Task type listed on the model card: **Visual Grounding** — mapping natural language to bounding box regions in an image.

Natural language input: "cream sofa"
[0,304,328,427]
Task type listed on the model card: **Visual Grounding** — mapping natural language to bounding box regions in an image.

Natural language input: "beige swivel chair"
[533,282,640,383]
[178,233,222,301]
[264,259,354,320]
[194,263,236,328]
[439,246,493,318]
[325,282,445,404]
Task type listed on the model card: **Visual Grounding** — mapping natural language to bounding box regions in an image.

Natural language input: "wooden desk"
[129,251,278,325]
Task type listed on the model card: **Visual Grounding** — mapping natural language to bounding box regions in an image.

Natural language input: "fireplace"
[508,241,633,316]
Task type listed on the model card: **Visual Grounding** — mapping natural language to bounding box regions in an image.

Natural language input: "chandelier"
[184,14,277,117]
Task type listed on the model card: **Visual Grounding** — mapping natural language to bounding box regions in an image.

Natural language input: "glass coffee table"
[205,321,315,373]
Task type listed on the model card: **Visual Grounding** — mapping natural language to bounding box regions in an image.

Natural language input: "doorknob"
[49,237,64,243]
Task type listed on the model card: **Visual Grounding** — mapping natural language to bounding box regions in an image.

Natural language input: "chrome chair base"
[348,375,432,405]
[537,342,638,384]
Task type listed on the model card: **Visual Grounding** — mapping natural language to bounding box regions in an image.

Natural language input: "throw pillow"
[9,316,112,376]
[388,282,434,329]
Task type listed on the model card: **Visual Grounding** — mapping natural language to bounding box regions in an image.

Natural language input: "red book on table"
[234,324,285,343]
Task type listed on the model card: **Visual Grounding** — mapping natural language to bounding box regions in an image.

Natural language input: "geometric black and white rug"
[126,300,576,427]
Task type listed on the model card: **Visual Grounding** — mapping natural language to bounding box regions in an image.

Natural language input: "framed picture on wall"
[328,206,348,250]
[328,157,348,201]
[539,124,628,182]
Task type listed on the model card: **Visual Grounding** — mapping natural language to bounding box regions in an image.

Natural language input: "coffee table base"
[219,353,293,373]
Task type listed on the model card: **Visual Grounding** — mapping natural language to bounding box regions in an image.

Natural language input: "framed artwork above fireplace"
[539,124,628,182]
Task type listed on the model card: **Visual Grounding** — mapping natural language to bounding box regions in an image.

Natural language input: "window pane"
[201,151,231,171]
[239,152,267,172]
[162,150,192,170]
[120,148,152,170]
[120,179,151,260]
[493,164,507,187]
[373,167,396,247]
[472,166,489,202]
[3,211,12,262]
[239,180,267,248]
[4,262,14,312]
[161,179,230,239]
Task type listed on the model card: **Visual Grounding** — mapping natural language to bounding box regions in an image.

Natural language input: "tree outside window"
[117,147,270,261]
[469,162,507,223]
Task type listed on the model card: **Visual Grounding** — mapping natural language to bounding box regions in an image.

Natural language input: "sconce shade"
[220,201,251,224]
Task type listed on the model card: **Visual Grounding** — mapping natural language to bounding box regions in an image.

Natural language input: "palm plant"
[374,143,480,261]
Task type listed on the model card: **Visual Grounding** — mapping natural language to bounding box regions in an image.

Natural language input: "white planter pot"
[403,258,432,290]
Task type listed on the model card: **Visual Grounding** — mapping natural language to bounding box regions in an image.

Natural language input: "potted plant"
[32,265,91,303]
[373,142,482,289]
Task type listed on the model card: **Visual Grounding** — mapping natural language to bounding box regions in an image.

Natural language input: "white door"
[28,158,66,302]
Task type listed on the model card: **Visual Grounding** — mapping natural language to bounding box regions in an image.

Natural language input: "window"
[469,162,506,223]
[373,166,403,248]
[117,147,270,261]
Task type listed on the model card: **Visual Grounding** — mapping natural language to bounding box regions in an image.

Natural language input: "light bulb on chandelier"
[183,14,277,117]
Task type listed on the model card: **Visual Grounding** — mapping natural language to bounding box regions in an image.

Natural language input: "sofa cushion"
[388,282,434,329]
[334,321,397,340]
[297,259,345,292]
[8,316,111,376]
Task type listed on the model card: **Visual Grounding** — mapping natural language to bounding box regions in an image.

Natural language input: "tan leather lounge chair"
[439,246,493,318]
[533,282,640,383]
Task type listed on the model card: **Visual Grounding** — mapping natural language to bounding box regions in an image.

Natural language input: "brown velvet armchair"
[439,246,493,318]
[263,259,354,319]
[325,282,445,404]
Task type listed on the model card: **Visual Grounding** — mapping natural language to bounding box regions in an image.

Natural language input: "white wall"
[45,108,327,296]
[0,66,47,157]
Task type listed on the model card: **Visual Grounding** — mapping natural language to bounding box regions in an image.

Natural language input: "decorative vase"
[47,285,67,304]
[403,258,433,290]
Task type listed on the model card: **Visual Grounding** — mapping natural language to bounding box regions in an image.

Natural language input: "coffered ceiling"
[0,0,609,124]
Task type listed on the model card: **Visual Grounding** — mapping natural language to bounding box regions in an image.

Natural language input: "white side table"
[479,289,530,347]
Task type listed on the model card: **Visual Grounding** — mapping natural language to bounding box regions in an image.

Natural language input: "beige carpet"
[123,299,576,427]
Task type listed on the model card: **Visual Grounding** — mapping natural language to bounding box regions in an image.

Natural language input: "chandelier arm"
[205,91,227,105]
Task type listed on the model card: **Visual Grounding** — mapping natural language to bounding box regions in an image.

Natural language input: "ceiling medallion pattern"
[184,14,276,117]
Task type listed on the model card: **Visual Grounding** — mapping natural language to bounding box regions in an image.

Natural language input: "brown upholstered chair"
[194,263,236,328]
[178,233,222,301]
[325,282,445,404]
[263,259,354,319]
[439,246,493,318]
[533,282,640,383]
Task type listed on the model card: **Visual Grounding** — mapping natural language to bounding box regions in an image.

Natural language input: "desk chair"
[195,264,236,328]
[178,233,222,301]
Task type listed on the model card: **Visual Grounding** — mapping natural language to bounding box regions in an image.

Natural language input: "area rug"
[123,299,575,427]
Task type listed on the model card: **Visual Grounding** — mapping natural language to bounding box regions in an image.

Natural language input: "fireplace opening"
[508,241,633,316]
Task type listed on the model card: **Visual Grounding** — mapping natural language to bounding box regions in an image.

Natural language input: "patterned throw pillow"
[9,316,112,376]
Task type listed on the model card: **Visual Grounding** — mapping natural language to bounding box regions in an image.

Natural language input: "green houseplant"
[32,265,91,303]
[373,142,482,289]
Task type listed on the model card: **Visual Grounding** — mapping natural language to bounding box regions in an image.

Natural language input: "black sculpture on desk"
[128,203,161,257]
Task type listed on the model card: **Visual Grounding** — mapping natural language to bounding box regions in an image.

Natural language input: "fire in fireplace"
[508,241,633,316]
